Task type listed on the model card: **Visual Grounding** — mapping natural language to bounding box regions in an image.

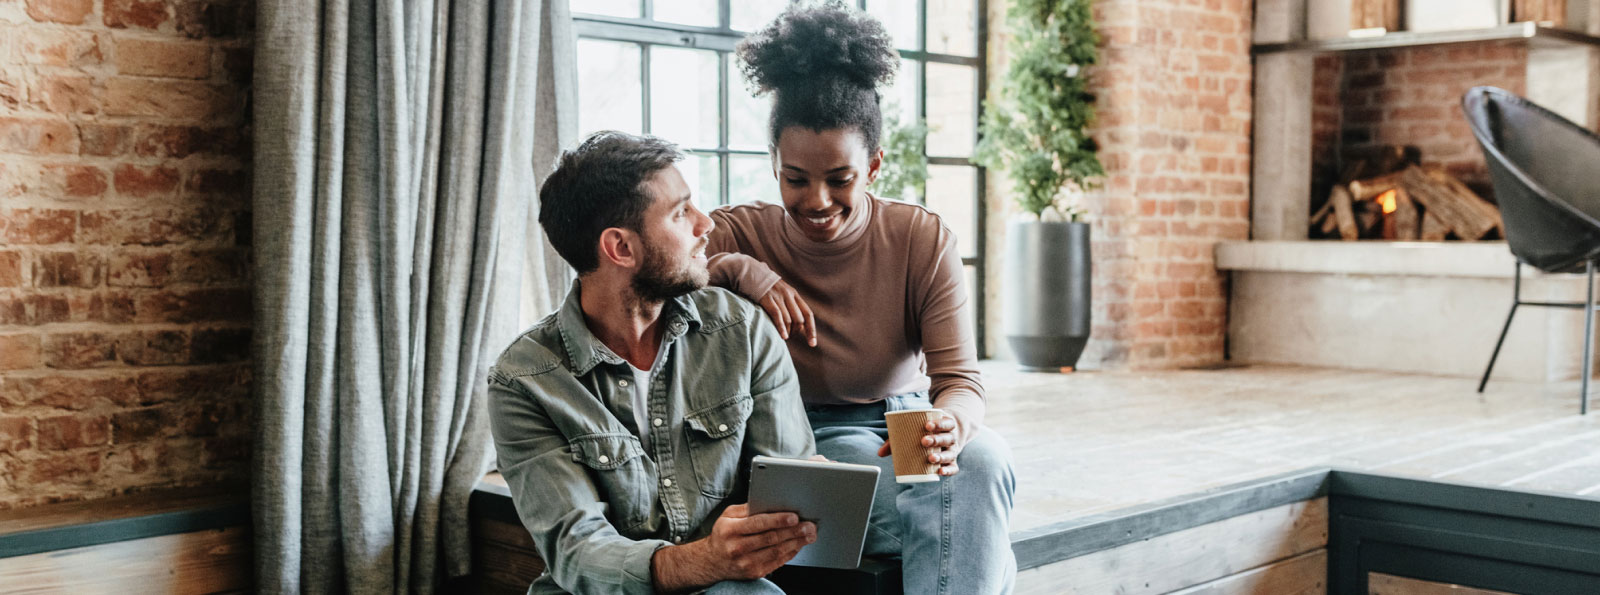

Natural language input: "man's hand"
[757,280,817,347]
[651,504,816,592]
[876,410,965,476]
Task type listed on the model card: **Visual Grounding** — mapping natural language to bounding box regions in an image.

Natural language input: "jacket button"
[652,418,663,427]
[598,455,610,464]
[662,478,673,488]
[618,379,629,387]
[717,424,729,432]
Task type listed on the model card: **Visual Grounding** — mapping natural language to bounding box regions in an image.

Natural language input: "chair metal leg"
[1582,260,1594,415]
[1479,262,1523,393]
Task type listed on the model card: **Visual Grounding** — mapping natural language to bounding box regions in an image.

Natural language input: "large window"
[573,0,987,354]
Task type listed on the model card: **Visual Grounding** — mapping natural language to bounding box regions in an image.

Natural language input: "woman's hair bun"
[736,1,898,95]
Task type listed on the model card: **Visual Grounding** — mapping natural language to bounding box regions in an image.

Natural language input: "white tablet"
[747,455,880,569]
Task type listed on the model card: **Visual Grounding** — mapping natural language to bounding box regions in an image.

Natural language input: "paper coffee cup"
[885,408,943,484]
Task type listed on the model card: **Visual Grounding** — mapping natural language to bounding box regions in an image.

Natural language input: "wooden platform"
[981,362,1600,534]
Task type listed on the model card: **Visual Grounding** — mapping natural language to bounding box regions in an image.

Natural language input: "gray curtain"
[251,0,575,592]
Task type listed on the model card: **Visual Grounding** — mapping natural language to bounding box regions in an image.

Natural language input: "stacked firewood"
[1350,0,1400,32]
[1514,0,1568,26]
[1310,146,1504,241]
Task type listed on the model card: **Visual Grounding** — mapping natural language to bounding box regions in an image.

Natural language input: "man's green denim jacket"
[487,282,815,594]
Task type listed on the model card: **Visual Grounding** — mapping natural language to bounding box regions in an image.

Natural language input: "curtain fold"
[252,0,576,591]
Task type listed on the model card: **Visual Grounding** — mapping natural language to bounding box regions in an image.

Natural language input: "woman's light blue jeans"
[805,393,1017,595]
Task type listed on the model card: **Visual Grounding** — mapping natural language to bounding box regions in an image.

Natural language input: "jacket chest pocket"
[684,394,753,499]
[569,434,656,530]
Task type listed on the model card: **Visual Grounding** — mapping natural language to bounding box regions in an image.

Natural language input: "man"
[488,131,817,594]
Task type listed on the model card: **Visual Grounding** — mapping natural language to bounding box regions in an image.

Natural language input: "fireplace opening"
[1309,145,1505,241]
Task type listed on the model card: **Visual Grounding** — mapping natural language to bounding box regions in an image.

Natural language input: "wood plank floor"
[980,362,1600,534]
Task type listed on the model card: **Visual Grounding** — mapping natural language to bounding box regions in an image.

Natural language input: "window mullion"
[719,51,732,206]
[640,43,652,135]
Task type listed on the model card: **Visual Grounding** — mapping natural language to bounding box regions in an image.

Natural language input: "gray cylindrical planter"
[1003,220,1092,371]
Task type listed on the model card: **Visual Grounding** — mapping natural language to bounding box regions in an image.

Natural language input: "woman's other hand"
[757,280,818,347]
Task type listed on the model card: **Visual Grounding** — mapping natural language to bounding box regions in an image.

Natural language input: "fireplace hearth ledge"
[1217,240,1523,277]
[1217,240,1598,382]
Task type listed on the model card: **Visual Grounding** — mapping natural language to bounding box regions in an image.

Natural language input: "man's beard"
[631,240,707,301]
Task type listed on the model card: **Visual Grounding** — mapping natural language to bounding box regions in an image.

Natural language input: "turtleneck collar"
[779,192,877,256]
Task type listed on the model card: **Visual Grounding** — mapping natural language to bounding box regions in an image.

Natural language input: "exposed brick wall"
[1320,42,1527,193]
[983,0,1252,369]
[1311,54,1344,203]
[0,0,253,509]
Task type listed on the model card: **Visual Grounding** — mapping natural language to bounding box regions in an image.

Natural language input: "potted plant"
[975,0,1104,371]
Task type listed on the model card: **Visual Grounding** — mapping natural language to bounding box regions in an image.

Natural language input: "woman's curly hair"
[736,1,897,152]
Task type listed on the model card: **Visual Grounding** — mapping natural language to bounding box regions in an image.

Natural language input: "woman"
[705,4,1016,594]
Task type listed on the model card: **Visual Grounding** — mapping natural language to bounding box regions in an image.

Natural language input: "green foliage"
[974,0,1104,218]
[876,103,929,202]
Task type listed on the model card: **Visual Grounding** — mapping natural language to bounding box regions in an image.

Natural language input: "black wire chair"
[1461,86,1600,415]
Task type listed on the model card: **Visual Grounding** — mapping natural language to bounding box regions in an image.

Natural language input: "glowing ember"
[1377,189,1398,214]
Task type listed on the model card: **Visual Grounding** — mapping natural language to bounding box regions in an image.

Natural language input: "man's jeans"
[805,393,1017,595]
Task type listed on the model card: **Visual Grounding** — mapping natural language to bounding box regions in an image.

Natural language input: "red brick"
[104,0,171,29]
[115,38,211,79]
[28,74,97,115]
[185,168,248,196]
[114,164,181,198]
[32,251,102,288]
[1,373,137,409]
[116,329,190,365]
[2,209,77,245]
[25,0,93,24]
[17,29,104,67]
[136,365,247,405]
[42,332,116,368]
[175,0,242,38]
[124,287,249,323]
[107,248,246,287]
[0,334,43,370]
[112,406,170,442]
[0,293,72,325]
[132,125,243,158]
[37,414,111,450]
[0,65,22,110]
[190,326,249,362]
[103,291,136,322]
[221,47,252,83]
[0,117,80,154]
[25,450,102,484]
[81,208,235,246]
[202,436,250,468]
[79,124,131,157]
[0,416,34,452]
[0,251,22,287]
[41,163,109,198]
[104,78,239,121]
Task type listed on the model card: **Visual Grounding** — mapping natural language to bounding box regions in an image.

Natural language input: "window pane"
[729,59,770,151]
[650,47,720,149]
[866,0,920,51]
[728,153,776,205]
[653,0,718,27]
[882,58,920,122]
[732,0,789,32]
[578,39,642,137]
[926,164,976,258]
[926,62,975,157]
[926,0,976,56]
[678,152,722,211]
[576,0,640,19]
